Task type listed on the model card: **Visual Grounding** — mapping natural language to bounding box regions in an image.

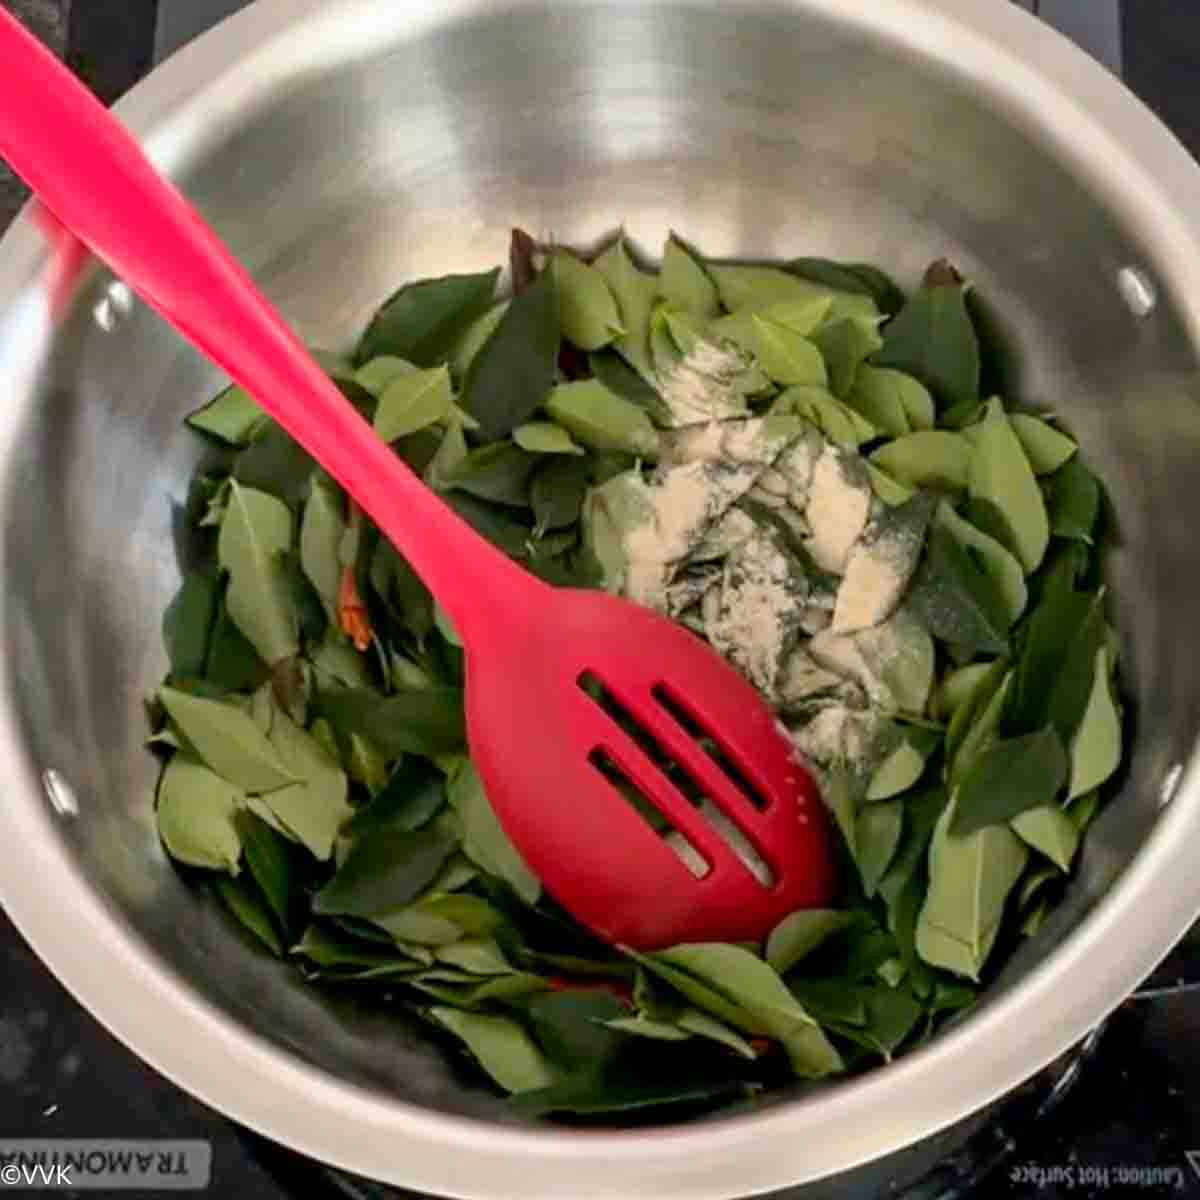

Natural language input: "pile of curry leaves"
[151,229,1122,1121]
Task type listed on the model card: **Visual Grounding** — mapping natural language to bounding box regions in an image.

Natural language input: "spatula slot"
[650,683,771,812]
[578,672,776,887]
[587,749,711,880]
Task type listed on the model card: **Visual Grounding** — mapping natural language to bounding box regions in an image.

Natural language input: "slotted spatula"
[0,9,834,949]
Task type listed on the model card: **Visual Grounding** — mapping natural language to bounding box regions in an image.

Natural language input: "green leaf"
[588,349,664,415]
[866,464,916,507]
[659,235,721,320]
[869,431,973,492]
[906,522,1011,656]
[513,421,585,455]
[709,263,877,322]
[1069,789,1102,833]
[214,875,283,954]
[934,501,1027,629]
[443,492,535,559]
[856,800,904,897]
[867,729,938,801]
[1068,646,1121,799]
[429,1008,558,1094]
[1010,414,1077,475]
[314,828,455,918]
[878,786,948,911]
[259,708,353,860]
[357,269,501,366]
[235,809,294,930]
[433,936,511,976]
[163,568,220,679]
[512,1045,748,1115]
[916,797,1028,980]
[447,761,540,904]
[1007,589,1103,739]
[315,685,467,758]
[770,385,875,449]
[370,539,434,639]
[544,379,660,458]
[789,258,906,315]
[1012,805,1080,871]
[299,475,345,624]
[373,365,454,442]
[419,895,505,938]
[811,315,884,397]
[530,455,591,534]
[445,442,540,507]
[967,399,1050,573]
[592,239,659,380]
[462,269,560,440]
[218,481,299,667]
[348,733,390,795]
[640,944,843,1077]
[352,355,414,396]
[765,910,855,974]
[233,423,318,506]
[935,662,996,722]
[186,385,268,446]
[856,985,924,1060]
[203,597,269,692]
[1047,457,1101,544]
[158,687,294,792]
[848,366,933,437]
[947,668,1012,788]
[447,301,509,382]
[750,316,828,387]
[156,755,244,873]
[549,250,624,351]
[524,991,627,1072]
[875,272,980,411]
[951,727,1068,836]
[349,761,445,839]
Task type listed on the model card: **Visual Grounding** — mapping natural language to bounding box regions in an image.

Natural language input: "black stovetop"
[3,2,1200,1198]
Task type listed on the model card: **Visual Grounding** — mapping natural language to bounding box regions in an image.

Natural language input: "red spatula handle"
[0,9,541,641]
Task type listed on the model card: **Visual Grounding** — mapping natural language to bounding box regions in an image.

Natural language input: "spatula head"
[466,589,836,950]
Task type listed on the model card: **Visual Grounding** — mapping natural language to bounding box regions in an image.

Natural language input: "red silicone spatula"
[0,9,834,949]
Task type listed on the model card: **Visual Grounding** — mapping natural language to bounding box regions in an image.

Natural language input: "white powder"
[803,445,872,574]
[791,704,884,769]
[658,339,753,427]
[704,528,806,699]
[832,535,909,634]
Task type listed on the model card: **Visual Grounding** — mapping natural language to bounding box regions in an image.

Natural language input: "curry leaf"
[348,758,445,836]
[916,798,1028,980]
[235,809,295,931]
[357,269,501,366]
[765,910,854,974]
[374,365,454,442]
[462,270,560,440]
[429,1008,559,1094]
[233,423,318,506]
[967,399,1049,574]
[875,269,980,411]
[660,235,721,319]
[789,258,906,316]
[906,522,1010,655]
[1047,457,1101,544]
[1010,414,1077,475]
[951,727,1068,837]
[299,475,345,624]
[156,755,244,873]
[1068,646,1121,799]
[218,481,299,667]
[870,431,973,492]
[550,250,624,351]
[750,317,828,387]
[186,384,268,446]
[544,379,661,458]
[1011,804,1080,871]
[353,355,414,396]
[934,501,1027,628]
[811,316,884,398]
[709,263,877,323]
[856,800,904,897]
[163,567,220,679]
[446,442,540,508]
[447,761,541,904]
[315,685,467,758]
[214,876,283,955]
[592,239,659,380]
[530,456,591,536]
[849,366,933,437]
[158,687,295,793]
[513,421,585,455]
[314,828,455,918]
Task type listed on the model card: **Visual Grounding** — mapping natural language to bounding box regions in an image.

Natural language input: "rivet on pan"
[41,768,78,817]
[92,280,133,332]
[1116,267,1158,318]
